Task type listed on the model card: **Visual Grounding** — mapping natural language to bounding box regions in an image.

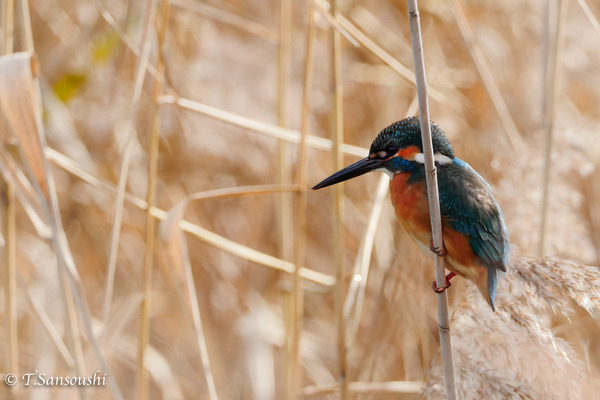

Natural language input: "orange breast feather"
[389,173,481,279]
[389,173,431,245]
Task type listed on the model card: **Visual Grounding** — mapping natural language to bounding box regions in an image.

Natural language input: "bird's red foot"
[431,272,456,293]
[430,239,447,256]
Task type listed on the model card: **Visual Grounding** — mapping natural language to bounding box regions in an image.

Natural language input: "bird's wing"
[438,158,508,272]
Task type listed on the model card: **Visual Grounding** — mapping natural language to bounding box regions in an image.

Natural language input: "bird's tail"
[473,266,498,311]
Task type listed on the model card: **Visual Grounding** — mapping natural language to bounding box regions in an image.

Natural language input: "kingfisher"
[312,117,509,311]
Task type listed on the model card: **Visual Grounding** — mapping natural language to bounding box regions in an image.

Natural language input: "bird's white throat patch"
[414,152,453,165]
[377,168,395,179]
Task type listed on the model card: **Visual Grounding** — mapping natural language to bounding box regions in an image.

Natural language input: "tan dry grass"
[0,1,599,399]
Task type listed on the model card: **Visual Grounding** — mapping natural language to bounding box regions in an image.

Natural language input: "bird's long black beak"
[312,157,384,190]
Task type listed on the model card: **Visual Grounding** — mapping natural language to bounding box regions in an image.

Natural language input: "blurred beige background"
[1,0,599,399]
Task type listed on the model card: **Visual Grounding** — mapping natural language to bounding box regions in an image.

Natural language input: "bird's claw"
[431,272,456,294]
[432,279,451,293]
[429,239,447,256]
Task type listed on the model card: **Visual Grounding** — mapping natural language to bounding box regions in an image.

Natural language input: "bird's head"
[312,116,455,190]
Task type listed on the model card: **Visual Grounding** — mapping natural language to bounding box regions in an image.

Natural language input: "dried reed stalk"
[448,0,524,151]
[50,149,337,287]
[278,1,299,398]
[309,0,359,47]
[286,5,316,399]
[159,95,367,157]
[138,1,169,399]
[277,0,292,265]
[102,0,156,323]
[577,0,600,36]
[343,174,388,344]
[2,0,14,54]
[1,52,79,395]
[329,1,348,398]
[159,185,303,400]
[2,180,18,399]
[344,98,419,345]
[335,14,446,103]
[538,0,568,256]
[0,51,124,399]
[407,1,457,399]
[1,5,18,399]
[169,0,278,42]
[97,6,162,83]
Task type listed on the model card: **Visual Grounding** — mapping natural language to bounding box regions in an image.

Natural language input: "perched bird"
[312,117,509,310]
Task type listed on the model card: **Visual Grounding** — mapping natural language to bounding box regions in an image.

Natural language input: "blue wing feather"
[438,158,509,308]
[438,158,509,309]
[439,158,509,270]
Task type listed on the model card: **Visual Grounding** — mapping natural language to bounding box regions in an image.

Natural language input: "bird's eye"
[370,150,388,159]
[370,146,399,159]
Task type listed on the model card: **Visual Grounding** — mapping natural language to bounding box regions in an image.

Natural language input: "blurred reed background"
[1,0,600,399]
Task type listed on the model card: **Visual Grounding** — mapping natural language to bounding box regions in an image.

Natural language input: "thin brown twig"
[407,1,456,398]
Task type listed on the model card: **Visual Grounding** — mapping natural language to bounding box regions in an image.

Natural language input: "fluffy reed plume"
[423,256,600,399]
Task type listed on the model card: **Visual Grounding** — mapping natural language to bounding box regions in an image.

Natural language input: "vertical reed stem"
[329,1,348,398]
[278,1,298,399]
[138,1,168,399]
[277,0,293,264]
[2,181,18,400]
[407,1,457,398]
[538,0,567,256]
[288,6,316,400]
[1,4,17,398]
